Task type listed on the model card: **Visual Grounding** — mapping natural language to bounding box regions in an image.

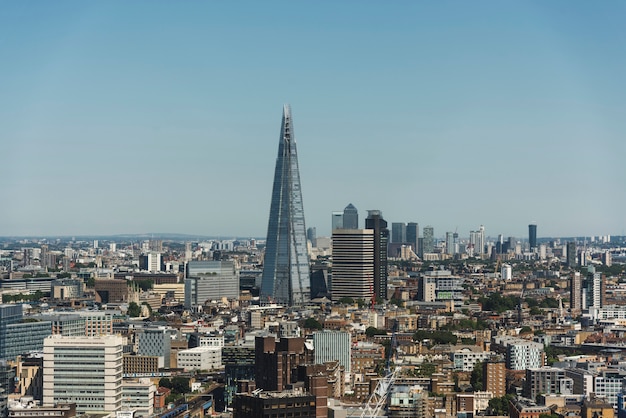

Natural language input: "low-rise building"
[177,347,221,371]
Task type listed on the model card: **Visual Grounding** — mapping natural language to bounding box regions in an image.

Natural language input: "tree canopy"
[303,317,323,330]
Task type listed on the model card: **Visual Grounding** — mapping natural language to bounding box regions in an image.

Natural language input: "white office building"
[452,347,493,372]
[43,335,124,413]
[177,347,222,371]
[121,378,155,418]
[494,336,544,370]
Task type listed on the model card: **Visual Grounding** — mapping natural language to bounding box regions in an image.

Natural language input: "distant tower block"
[260,106,311,306]
[528,223,537,250]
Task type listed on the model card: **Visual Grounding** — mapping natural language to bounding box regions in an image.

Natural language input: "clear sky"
[1,1,625,239]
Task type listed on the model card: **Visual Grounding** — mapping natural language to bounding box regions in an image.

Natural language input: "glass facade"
[261,106,311,305]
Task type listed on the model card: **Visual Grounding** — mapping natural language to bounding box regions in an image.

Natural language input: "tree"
[56,272,71,279]
[413,330,457,346]
[470,362,484,391]
[159,378,172,389]
[303,317,323,330]
[365,327,387,338]
[127,302,141,317]
[171,377,190,394]
[414,362,436,377]
[337,297,354,305]
[488,394,514,416]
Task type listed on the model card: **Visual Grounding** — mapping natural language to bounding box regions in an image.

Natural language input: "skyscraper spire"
[260,105,311,305]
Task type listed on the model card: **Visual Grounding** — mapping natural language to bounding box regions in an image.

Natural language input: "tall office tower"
[43,335,124,413]
[445,232,454,255]
[365,211,389,301]
[139,252,162,272]
[422,226,435,255]
[342,203,359,229]
[391,223,406,243]
[478,225,485,255]
[406,222,419,254]
[261,106,311,306]
[330,229,374,302]
[307,227,317,247]
[585,272,605,309]
[566,241,577,268]
[483,359,506,397]
[496,234,504,254]
[570,272,582,313]
[184,242,192,262]
[331,212,343,230]
[529,223,537,250]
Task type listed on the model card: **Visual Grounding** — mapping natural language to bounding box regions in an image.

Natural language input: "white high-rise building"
[501,264,512,281]
[330,229,375,302]
[43,335,124,413]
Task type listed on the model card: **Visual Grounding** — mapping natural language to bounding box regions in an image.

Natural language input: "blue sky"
[1,1,625,239]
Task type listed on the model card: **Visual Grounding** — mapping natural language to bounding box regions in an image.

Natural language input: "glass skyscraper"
[342,203,358,229]
[261,105,311,306]
[365,210,389,301]
[528,223,537,250]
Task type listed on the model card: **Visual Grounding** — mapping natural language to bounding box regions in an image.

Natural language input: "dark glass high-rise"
[342,203,358,229]
[528,223,537,250]
[260,106,311,305]
[365,210,389,301]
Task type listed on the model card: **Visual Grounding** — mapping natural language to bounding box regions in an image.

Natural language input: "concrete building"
[571,272,582,313]
[139,252,162,273]
[121,378,155,418]
[50,279,84,300]
[137,327,172,369]
[94,279,130,304]
[483,359,506,397]
[494,337,544,370]
[524,367,573,400]
[451,347,492,372]
[421,226,435,257]
[233,389,317,418]
[185,260,239,308]
[254,337,313,392]
[39,314,85,336]
[330,229,374,302]
[43,335,124,413]
[177,347,222,371]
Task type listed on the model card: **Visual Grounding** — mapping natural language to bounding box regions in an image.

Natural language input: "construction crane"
[360,327,399,418]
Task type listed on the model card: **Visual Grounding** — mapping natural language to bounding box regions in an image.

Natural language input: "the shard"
[260,105,311,305]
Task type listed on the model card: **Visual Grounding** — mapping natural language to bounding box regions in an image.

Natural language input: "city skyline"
[1,2,625,238]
